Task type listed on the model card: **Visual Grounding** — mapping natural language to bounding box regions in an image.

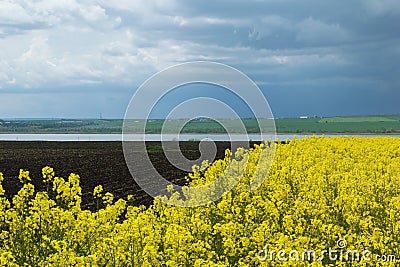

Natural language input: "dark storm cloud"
[0,0,399,117]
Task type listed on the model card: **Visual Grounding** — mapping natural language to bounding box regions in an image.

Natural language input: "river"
[0,133,398,141]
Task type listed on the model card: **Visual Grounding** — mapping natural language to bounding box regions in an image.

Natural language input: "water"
[0,134,123,141]
[0,133,398,141]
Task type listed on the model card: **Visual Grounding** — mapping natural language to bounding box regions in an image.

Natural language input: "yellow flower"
[42,166,55,183]
[18,169,31,183]
[102,192,114,205]
[93,185,103,198]
[0,137,399,266]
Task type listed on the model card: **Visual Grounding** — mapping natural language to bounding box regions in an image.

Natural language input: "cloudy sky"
[0,0,399,118]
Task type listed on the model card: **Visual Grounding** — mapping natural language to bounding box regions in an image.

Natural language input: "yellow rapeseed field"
[0,136,399,266]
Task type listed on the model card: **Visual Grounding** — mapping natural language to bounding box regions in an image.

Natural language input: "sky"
[0,0,399,119]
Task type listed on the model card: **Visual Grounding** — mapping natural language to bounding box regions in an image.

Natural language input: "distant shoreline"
[1,115,399,135]
[0,131,400,135]
[0,133,399,142]
[1,132,399,135]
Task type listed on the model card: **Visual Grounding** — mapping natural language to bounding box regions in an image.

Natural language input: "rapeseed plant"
[0,137,398,266]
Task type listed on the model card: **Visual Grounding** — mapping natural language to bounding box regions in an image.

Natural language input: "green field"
[320,116,398,123]
[0,119,123,133]
[0,115,400,134]
[126,118,269,134]
[276,115,400,133]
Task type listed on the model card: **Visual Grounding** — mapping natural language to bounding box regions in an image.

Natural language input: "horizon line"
[1,113,399,121]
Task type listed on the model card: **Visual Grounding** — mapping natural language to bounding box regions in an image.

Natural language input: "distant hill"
[0,115,399,134]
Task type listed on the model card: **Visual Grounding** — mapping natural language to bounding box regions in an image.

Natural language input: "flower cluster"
[0,136,399,266]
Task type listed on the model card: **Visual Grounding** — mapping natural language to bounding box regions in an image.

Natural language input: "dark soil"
[0,141,260,210]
